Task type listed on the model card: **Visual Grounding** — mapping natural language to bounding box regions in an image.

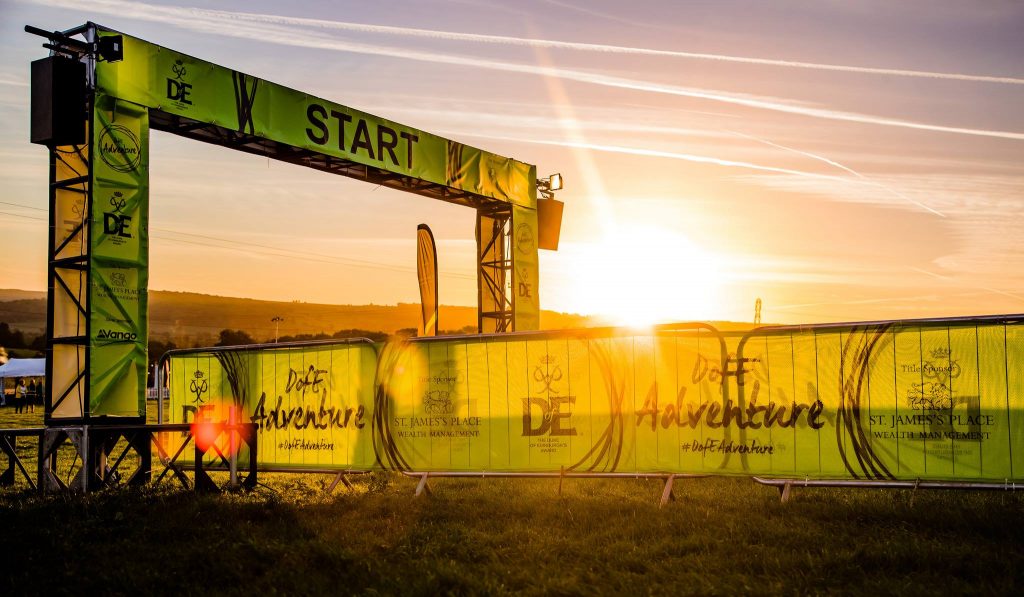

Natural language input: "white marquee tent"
[0,358,45,379]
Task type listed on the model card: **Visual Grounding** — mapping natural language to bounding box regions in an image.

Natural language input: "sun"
[566,224,724,327]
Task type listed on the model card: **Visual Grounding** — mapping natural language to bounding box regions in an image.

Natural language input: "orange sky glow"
[1,0,1022,326]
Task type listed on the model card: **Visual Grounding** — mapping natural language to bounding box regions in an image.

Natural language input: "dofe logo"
[522,396,577,436]
[103,192,132,239]
[521,354,576,437]
[166,59,193,105]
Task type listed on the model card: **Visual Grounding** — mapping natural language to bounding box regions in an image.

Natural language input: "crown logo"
[930,348,951,360]
[193,370,205,379]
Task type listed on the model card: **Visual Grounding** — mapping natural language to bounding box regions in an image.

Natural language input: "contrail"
[148,2,1024,86]
[776,270,1024,311]
[0,76,28,87]
[24,0,1024,141]
[727,130,946,217]
[0,200,477,280]
[772,292,980,312]
[908,267,1024,303]
[456,132,857,182]
[456,132,960,218]
[536,0,682,33]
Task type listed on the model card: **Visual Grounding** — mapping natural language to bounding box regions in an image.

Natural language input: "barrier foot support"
[659,474,676,508]
[415,473,432,497]
[778,481,792,504]
[559,466,565,497]
[327,473,353,493]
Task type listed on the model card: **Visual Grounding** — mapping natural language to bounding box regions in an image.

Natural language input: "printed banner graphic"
[168,320,1024,482]
[83,25,541,417]
[89,92,149,418]
[169,341,378,470]
[511,205,540,330]
[416,224,438,337]
[94,29,536,208]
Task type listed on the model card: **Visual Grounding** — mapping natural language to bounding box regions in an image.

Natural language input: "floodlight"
[549,173,563,191]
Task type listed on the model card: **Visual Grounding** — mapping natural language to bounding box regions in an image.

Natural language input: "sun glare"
[570,224,724,326]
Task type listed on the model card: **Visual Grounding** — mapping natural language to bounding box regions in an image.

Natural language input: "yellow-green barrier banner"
[89,92,149,417]
[167,319,1024,482]
[735,321,1024,481]
[372,327,730,472]
[169,340,378,470]
[95,28,535,208]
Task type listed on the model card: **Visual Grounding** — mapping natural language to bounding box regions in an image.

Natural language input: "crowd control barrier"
[733,314,1024,500]
[162,316,1024,501]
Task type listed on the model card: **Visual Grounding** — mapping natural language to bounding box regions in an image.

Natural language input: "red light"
[193,420,220,453]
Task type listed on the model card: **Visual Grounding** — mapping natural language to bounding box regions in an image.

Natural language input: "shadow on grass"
[2,475,1023,595]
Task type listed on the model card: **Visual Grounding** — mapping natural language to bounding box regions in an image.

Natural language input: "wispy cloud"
[23,0,1024,141]
[91,0,1024,86]
[0,76,28,87]
[744,171,1024,213]
[382,104,736,145]
[727,130,944,216]
[772,291,985,313]
[454,131,858,181]
[746,171,1024,291]
[909,266,1024,303]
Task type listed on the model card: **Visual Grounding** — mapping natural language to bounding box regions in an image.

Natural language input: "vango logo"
[98,329,138,341]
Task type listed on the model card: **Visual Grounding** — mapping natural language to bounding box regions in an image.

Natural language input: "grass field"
[2,406,1024,595]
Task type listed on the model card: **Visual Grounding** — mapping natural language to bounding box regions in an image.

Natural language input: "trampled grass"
[2,466,1023,595]
[2,405,1023,595]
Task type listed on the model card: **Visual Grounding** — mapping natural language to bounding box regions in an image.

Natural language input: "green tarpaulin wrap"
[168,319,1024,482]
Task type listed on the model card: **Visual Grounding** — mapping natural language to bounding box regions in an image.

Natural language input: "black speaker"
[31,56,86,146]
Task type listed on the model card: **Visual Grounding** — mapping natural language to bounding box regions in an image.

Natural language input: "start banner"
[166,318,1024,482]
[94,27,536,208]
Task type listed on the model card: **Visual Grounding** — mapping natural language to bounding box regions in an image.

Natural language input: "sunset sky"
[1,0,1022,326]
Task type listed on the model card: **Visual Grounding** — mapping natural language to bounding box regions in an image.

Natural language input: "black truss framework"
[477,206,514,332]
[150,111,503,209]
[30,422,258,493]
[45,106,92,424]
[150,111,518,332]
[37,22,522,428]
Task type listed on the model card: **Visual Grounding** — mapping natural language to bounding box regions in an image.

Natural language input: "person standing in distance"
[15,378,27,414]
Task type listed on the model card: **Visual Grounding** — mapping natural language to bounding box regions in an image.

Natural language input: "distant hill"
[0,289,597,345]
[0,289,763,347]
[0,289,46,302]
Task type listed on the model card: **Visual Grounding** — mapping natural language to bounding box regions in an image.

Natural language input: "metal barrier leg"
[659,474,676,508]
[415,472,432,497]
[0,434,16,486]
[152,432,192,489]
[39,428,87,493]
[779,481,792,504]
[327,473,354,493]
[127,431,152,486]
[193,440,219,493]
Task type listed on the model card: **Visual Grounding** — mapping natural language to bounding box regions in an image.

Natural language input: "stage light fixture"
[537,173,563,199]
